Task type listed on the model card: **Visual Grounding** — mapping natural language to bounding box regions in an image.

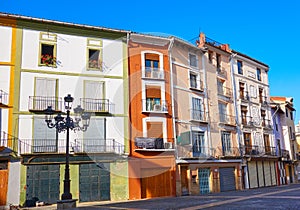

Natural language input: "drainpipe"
[168,37,176,158]
[230,53,243,157]
[201,50,213,155]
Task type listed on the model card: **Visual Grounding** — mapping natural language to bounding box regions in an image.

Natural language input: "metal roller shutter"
[248,161,258,188]
[264,161,271,186]
[270,161,277,186]
[257,161,264,187]
[219,167,236,192]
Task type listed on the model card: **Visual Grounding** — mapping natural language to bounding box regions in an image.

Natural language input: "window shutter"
[146,122,163,138]
[145,53,159,61]
[85,81,104,99]
[146,86,161,98]
[178,131,190,145]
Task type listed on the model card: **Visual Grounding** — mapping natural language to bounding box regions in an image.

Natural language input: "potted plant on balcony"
[41,54,56,66]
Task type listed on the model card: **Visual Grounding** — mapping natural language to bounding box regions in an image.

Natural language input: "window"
[289,126,294,139]
[241,105,248,125]
[87,39,103,70]
[39,32,57,67]
[192,97,204,121]
[189,53,198,68]
[145,85,163,112]
[221,131,231,155]
[286,108,288,117]
[218,103,227,123]
[189,71,201,90]
[261,109,266,126]
[257,68,261,81]
[244,133,252,154]
[264,134,270,153]
[217,79,225,95]
[216,53,221,71]
[290,111,293,120]
[275,118,278,131]
[208,51,213,63]
[239,82,247,100]
[237,60,243,74]
[192,131,205,156]
[259,88,263,103]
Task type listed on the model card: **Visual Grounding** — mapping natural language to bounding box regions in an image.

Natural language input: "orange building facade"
[128,34,176,199]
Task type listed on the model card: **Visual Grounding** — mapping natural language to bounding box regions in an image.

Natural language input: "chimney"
[220,44,231,52]
[196,32,206,48]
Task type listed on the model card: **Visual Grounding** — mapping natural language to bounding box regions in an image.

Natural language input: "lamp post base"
[57,199,77,209]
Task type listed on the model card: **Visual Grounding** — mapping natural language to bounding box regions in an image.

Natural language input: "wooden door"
[0,169,8,205]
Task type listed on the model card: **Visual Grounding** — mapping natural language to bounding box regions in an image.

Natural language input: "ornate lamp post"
[44,94,91,200]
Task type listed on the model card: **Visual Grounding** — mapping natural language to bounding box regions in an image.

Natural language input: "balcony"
[190,109,207,122]
[0,90,9,107]
[143,67,164,80]
[28,96,62,113]
[262,119,273,129]
[243,145,277,157]
[240,91,250,102]
[219,113,236,126]
[218,86,232,98]
[217,67,227,79]
[260,96,269,107]
[142,99,168,113]
[134,137,174,150]
[215,146,240,157]
[241,116,255,127]
[177,144,215,159]
[0,131,19,154]
[19,138,124,155]
[80,98,110,113]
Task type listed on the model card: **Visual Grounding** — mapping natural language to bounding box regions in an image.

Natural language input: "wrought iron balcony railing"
[215,146,241,157]
[143,67,164,80]
[190,109,207,122]
[241,116,256,127]
[142,99,168,113]
[134,137,174,150]
[217,67,227,79]
[242,145,277,156]
[0,131,19,153]
[80,98,110,113]
[177,144,215,159]
[28,96,62,112]
[219,113,236,125]
[218,86,232,98]
[240,91,249,101]
[19,138,124,155]
[262,119,272,129]
[0,90,8,106]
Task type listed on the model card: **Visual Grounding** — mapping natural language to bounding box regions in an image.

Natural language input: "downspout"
[126,32,132,156]
[230,53,243,157]
[201,50,212,155]
[168,37,176,158]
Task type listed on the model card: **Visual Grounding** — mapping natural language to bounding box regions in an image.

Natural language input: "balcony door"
[192,97,204,121]
[35,78,57,110]
[192,131,206,157]
[83,81,105,112]
[33,117,56,153]
[244,133,252,155]
[146,122,163,149]
[221,131,231,156]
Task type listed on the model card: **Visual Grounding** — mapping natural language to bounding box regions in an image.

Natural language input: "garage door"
[26,165,60,205]
[248,161,258,188]
[141,168,172,198]
[219,167,236,192]
[79,163,110,202]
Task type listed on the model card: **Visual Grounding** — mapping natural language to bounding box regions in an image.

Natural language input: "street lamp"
[43,94,91,201]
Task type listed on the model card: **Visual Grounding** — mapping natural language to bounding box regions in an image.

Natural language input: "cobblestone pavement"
[21,183,300,210]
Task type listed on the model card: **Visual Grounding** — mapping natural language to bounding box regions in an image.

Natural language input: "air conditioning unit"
[154,104,161,111]
[164,142,173,149]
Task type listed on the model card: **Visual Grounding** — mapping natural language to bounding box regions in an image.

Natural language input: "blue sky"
[1,0,300,122]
